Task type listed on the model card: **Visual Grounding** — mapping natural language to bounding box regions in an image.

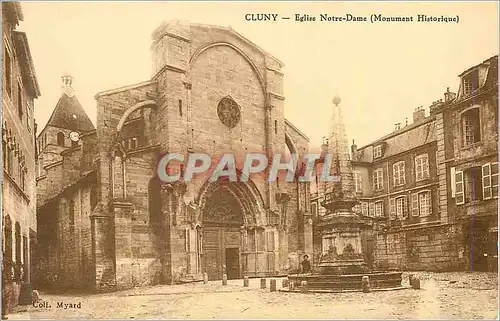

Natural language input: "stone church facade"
[36,21,312,291]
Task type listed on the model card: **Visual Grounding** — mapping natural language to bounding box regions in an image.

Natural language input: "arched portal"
[201,183,245,281]
[198,177,270,281]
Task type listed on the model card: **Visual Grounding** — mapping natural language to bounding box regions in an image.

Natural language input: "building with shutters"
[311,54,498,272]
[2,2,41,313]
[35,20,313,291]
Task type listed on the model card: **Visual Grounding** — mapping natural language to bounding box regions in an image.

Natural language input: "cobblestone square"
[8,272,498,319]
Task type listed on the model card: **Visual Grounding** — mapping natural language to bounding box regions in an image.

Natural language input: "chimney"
[351,139,358,160]
[394,123,401,131]
[61,74,75,97]
[413,106,425,123]
[444,87,456,102]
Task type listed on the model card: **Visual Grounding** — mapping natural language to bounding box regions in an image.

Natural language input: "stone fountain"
[287,96,402,292]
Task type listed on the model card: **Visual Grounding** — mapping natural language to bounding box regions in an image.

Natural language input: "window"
[311,202,318,215]
[412,191,432,217]
[390,196,407,219]
[462,70,479,96]
[368,202,375,217]
[17,82,23,120]
[375,201,384,217]
[419,191,432,216]
[19,166,25,191]
[393,161,406,186]
[178,99,183,117]
[274,120,278,135]
[482,162,499,200]
[4,47,12,97]
[415,154,429,181]
[353,204,361,214]
[373,145,382,158]
[71,140,78,148]
[354,171,363,193]
[57,132,65,146]
[373,169,384,191]
[462,108,481,146]
[361,202,368,216]
[455,170,464,205]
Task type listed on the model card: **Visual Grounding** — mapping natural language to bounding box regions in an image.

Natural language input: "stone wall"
[374,224,463,271]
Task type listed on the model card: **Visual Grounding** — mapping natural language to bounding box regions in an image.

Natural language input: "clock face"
[69,131,80,142]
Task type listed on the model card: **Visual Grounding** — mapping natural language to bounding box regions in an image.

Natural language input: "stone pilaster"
[435,113,448,223]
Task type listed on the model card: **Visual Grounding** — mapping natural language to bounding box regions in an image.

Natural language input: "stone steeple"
[324,95,356,201]
[44,74,95,133]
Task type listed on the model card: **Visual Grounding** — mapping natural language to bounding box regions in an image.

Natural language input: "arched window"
[57,132,65,146]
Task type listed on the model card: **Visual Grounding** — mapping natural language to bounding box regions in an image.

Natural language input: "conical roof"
[45,93,95,132]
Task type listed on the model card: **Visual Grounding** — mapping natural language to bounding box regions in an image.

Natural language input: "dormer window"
[462,69,479,97]
[373,145,382,159]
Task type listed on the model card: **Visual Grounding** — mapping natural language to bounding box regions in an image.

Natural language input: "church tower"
[36,75,95,200]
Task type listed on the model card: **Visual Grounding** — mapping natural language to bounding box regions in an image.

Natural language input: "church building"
[36,21,312,291]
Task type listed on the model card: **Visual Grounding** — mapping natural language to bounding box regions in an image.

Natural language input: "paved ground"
[7,272,498,319]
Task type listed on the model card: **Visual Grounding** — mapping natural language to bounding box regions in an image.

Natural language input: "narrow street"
[8,272,498,319]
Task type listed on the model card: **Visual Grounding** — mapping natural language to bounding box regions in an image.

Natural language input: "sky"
[18,1,499,150]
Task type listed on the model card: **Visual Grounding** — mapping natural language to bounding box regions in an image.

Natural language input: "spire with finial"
[61,73,75,97]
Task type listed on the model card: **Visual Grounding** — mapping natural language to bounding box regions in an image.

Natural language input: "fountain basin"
[287,271,403,291]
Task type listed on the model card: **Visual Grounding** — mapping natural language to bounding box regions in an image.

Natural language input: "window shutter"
[389,198,396,219]
[455,171,464,205]
[411,193,419,217]
[450,167,456,198]
[482,163,492,200]
[402,196,408,218]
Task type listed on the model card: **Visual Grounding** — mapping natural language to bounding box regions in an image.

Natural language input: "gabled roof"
[44,93,95,133]
[354,116,436,163]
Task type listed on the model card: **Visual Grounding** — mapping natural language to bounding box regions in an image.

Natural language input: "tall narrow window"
[482,162,499,200]
[361,202,369,216]
[4,47,12,97]
[392,161,406,186]
[455,170,464,205]
[274,120,278,135]
[17,83,23,120]
[373,145,382,158]
[57,132,65,146]
[354,171,363,193]
[373,168,384,191]
[15,222,21,264]
[375,201,384,217]
[368,202,375,217]
[69,199,75,235]
[462,108,481,146]
[178,99,183,117]
[418,191,432,217]
[390,196,407,219]
[415,154,429,181]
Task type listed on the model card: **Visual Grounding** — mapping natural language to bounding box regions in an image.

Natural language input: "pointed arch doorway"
[198,177,267,281]
[202,183,245,281]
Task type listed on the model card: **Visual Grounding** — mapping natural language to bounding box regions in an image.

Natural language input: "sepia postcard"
[1,1,499,319]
